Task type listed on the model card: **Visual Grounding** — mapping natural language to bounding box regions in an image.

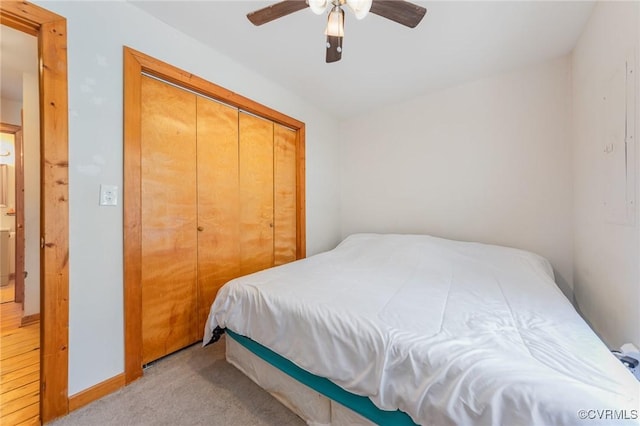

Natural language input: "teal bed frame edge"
[226,329,418,426]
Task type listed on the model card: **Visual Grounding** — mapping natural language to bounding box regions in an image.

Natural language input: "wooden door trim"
[0,123,25,305]
[124,47,305,130]
[0,123,21,133]
[0,1,70,423]
[296,126,306,258]
[123,47,306,382]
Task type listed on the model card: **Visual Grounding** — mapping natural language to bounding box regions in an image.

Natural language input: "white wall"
[37,1,342,395]
[22,72,40,317]
[0,98,22,125]
[572,1,640,349]
[340,57,574,297]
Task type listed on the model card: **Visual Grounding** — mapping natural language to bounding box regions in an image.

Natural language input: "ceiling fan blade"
[326,35,343,63]
[247,0,308,26]
[369,0,427,28]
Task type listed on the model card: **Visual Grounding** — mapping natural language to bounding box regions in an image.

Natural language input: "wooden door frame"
[123,47,306,383]
[0,123,25,306]
[0,2,70,423]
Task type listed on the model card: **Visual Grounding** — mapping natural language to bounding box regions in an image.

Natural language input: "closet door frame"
[123,47,306,383]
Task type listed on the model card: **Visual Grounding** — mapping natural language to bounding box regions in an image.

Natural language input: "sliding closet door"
[196,96,240,331]
[140,76,198,364]
[273,124,297,266]
[239,112,274,275]
[124,48,306,381]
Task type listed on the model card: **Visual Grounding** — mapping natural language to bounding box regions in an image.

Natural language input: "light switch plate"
[100,184,118,206]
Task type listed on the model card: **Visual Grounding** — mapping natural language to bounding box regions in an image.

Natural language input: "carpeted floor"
[50,336,305,426]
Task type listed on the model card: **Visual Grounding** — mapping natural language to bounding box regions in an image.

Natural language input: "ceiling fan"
[247,0,427,63]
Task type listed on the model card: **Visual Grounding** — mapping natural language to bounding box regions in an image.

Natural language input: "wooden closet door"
[274,124,297,265]
[196,96,240,332]
[140,76,198,364]
[239,112,274,275]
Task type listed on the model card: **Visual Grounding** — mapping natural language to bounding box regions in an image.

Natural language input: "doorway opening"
[0,2,70,423]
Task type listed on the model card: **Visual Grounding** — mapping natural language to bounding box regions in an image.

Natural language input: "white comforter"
[205,234,639,425]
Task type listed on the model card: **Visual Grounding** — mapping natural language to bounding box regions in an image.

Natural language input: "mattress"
[205,233,639,425]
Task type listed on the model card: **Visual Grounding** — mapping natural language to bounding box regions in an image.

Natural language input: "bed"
[204,233,639,425]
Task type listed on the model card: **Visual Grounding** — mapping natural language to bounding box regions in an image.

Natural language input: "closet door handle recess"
[197,226,204,232]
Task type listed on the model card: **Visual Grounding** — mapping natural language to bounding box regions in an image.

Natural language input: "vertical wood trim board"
[0,2,70,423]
[297,125,306,259]
[123,46,144,384]
[14,126,25,305]
[123,47,306,382]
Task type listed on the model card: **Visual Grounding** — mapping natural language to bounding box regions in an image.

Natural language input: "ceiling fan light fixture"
[346,0,372,20]
[308,0,329,15]
[325,6,345,37]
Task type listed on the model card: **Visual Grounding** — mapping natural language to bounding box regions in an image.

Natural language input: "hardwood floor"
[0,281,15,304]
[0,298,40,425]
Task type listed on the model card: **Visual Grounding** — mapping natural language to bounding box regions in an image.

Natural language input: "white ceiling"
[0,24,38,102]
[1,1,596,117]
[129,1,595,119]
